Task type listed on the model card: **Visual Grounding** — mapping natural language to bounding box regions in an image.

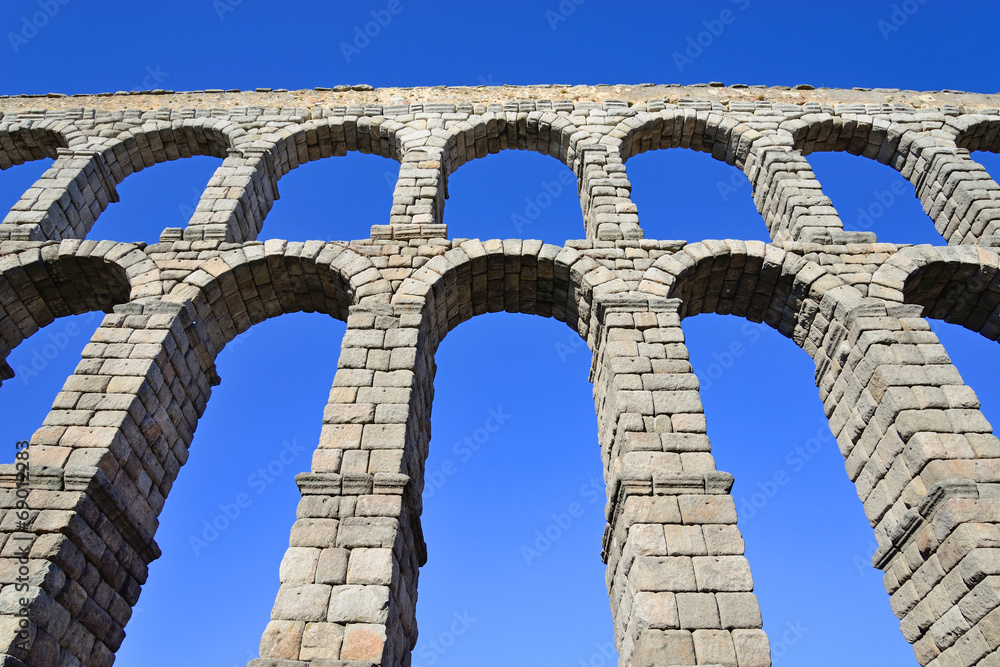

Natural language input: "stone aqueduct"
[0,83,999,667]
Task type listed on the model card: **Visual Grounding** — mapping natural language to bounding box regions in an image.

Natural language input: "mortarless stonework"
[0,83,998,666]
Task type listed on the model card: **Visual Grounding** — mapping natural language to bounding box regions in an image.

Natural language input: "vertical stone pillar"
[370,148,448,242]
[813,298,1000,665]
[253,300,432,667]
[0,300,219,667]
[0,148,119,242]
[591,294,769,667]
[743,139,871,245]
[161,147,279,243]
[896,137,1000,245]
[578,145,642,241]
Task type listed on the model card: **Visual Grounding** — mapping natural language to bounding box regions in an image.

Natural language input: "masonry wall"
[0,84,999,667]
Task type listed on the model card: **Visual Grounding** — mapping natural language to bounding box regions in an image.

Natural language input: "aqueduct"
[1,83,1000,666]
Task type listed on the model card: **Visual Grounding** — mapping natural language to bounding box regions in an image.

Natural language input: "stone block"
[732,629,770,667]
[631,629,695,667]
[259,620,304,660]
[300,622,345,661]
[346,548,394,586]
[693,556,753,592]
[327,585,390,624]
[676,592,721,629]
[272,584,332,623]
[632,591,679,631]
[716,593,762,629]
[693,629,737,666]
[340,623,387,663]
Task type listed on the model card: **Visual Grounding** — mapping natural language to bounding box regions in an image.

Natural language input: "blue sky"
[2,1,1000,665]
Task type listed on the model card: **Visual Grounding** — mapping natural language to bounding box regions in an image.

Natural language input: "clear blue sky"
[2,1,1000,665]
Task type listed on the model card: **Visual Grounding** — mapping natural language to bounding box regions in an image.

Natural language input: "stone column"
[896,136,1000,245]
[252,300,432,667]
[0,148,120,242]
[578,145,642,241]
[743,139,872,245]
[0,300,219,667]
[591,294,769,667]
[161,146,280,243]
[813,298,1000,665]
[370,148,448,242]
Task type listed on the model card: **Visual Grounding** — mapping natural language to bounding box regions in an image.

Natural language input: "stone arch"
[0,240,138,384]
[614,109,763,168]
[257,115,411,175]
[781,112,925,161]
[610,110,858,244]
[392,238,630,351]
[427,112,637,241]
[638,240,850,348]
[164,240,391,353]
[1,119,247,242]
[0,118,81,169]
[94,117,245,181]
[439,111,585,174]
[946,114,1000,154]
[637,240,1000,665]
[871,244,1000,339]
[785,112,1000,245]
[167,116,415,242]
[641,239,999,559]
[0,239,390,667]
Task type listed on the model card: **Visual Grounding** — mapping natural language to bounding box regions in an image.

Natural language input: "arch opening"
[0,310,103,463]
[627,150,767,242]
[973,150,1000,184]
[259,152,400,242]
[444,150,583,245]
[0,157,54,218]
[92,155,222,243]
[807,152,941,245]
[682,312,916,664]
[415,312,614,666]
[112,312,346,667]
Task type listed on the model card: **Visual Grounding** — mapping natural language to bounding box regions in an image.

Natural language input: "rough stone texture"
[0,84,998,666]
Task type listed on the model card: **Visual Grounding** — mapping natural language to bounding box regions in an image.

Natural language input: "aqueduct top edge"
[1,82,998,116]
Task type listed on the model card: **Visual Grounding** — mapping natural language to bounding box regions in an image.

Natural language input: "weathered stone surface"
[1,85,1000,667]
